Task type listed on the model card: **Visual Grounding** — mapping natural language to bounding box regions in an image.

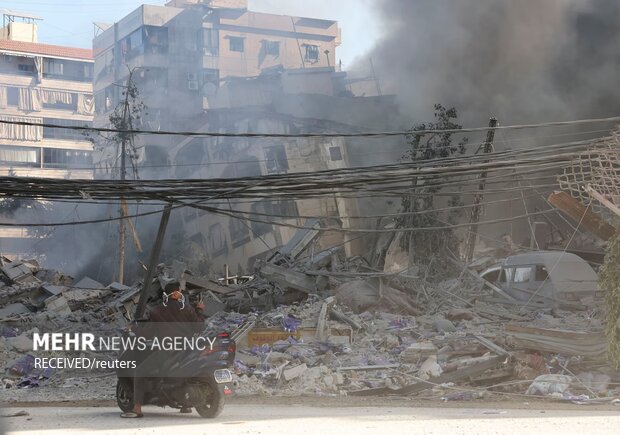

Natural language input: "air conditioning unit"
[188,80,199,90]
[187,72,198,81]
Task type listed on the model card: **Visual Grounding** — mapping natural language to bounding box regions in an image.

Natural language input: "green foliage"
[399,104,469,279]
[600,228,620,368]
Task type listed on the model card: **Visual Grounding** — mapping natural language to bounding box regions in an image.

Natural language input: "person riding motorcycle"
[120,283,205,418]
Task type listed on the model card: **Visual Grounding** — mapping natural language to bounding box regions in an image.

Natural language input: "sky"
[0,0,378,67]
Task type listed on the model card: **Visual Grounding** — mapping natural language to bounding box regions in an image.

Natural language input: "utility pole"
[134,203,173,320]
[465,117,498,263]
[117,69,135,284]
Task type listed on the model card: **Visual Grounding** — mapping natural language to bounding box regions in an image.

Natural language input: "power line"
[1,115,620,139]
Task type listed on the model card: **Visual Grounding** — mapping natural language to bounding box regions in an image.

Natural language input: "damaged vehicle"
[480,251,603,308]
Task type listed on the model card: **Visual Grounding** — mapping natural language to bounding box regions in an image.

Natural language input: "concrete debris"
[526,374,573,396]
[433,318,457,333]
[7,334,34,353]
[0,248,618,405]
[73,277,105,290]
[283,363,308,381]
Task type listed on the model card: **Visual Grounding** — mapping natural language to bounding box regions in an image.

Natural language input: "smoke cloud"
[363,0,620,125]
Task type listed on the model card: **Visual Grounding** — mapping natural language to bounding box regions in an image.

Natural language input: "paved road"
[3,405,620,434]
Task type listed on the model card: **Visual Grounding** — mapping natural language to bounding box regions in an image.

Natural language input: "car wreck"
[480,251,603,309]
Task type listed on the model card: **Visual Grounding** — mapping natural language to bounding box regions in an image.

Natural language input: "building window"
[18,64,35,74]
[264,40,280,56]
[304,44,320,62]
[0,145,40,167]
[329,146,343,161]
[44,59,63,75]
[229,36,245,53]
[251,202,273,237]
[207,223,228,257]
[43,148,93,169]
[144,26,168,54]
[43,58,93,82]
[42,93,78,111]
[264,145,289,174]
[229,218,251,248]
[6,87,18,106]
[42,118,93,140]
[203,28,219,56]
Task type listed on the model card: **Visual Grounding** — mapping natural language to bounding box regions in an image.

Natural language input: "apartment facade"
[0,13,94,179]
[0,11,95,256]
[92,0,341,173]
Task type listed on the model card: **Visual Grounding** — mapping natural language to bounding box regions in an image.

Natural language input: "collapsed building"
[166,68,400,273]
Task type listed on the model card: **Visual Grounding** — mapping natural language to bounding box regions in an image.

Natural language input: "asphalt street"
[3,404,620,434]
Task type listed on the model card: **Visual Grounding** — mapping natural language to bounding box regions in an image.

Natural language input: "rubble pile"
[1,244,619,405]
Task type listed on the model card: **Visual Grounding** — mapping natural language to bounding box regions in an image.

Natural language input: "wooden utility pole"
[117,69,135,284]
[134,203,173,320]
[465,118,498,263]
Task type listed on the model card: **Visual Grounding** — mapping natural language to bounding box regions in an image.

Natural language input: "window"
[43,58,93,82]
[251,202,273,237]
[203,28,219,55]
[499,268,514,284]
[42,93,78,111]
[329,146,343,161]
[264,40,280,56]
[144,26,168,54]
[43,118,93,140]
[271,200,297,217]
[482,269,500,283]
[229,36,244,52]
[513,267,532,283]
[0,145,40,167]
[304,44,319,62]
[43,148,93,169]
[535,265,549,282]
[229,218,250,248]
[18,64,35,74]
[44,59,63,76]
[207,223,227,257]
[7,87,18,106]
[264,145,289,174]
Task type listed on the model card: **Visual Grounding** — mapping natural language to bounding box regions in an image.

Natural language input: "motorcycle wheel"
[116,378,135,413]
[195,383,225,418]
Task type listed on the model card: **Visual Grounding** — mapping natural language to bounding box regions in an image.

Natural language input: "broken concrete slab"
[73,277,105,290]
[0,303,31,319]
[8,334,33,353]
[271,219,321,263]
[44,295,72,316]
[184,275,236,295]
[400,342,438,363]
[505,324,607,357]
[283,363,308,381]
[1,262,35,283]
[259,262,317,294]
[433,318,456,333]
[200,294,226,317]
[41,285,64,296]
[106,282,131,292]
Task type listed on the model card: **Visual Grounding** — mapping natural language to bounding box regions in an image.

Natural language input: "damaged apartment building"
[92,0,401,273]
[0,9,95,257]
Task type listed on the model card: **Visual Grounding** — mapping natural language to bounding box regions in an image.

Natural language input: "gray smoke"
[363,0,620,125]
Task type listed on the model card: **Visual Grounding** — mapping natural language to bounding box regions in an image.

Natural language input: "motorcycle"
[115,330,236,418]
